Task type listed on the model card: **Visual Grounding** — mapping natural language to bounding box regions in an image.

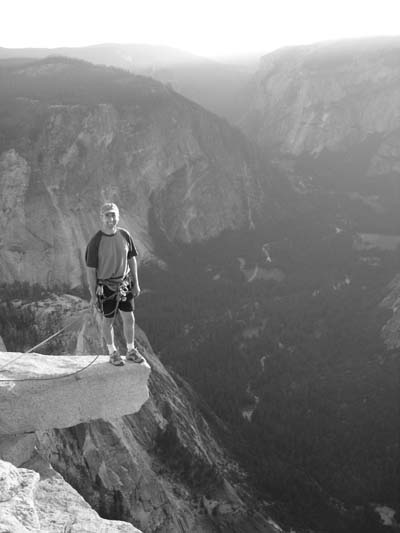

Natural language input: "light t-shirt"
[85,228,137,285]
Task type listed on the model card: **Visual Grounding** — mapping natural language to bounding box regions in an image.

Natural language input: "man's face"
[102,211,119,231]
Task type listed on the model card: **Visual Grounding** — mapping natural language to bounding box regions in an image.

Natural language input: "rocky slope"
[0,318,150,531]
[0,457,141,532]
[0,56,271,289]
[33,306,279,533]
[0,294,282,532]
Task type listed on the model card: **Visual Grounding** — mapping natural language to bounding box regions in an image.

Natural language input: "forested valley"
[136,203,399,532]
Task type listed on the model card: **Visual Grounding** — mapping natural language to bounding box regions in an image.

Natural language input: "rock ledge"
[0,352,150,435]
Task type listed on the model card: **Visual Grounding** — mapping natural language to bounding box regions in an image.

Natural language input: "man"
[85,202,145,366]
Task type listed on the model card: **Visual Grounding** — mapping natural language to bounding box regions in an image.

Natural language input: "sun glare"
[1,0,400,58]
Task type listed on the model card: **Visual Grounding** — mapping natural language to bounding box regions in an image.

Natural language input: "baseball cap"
[100,202,119,216]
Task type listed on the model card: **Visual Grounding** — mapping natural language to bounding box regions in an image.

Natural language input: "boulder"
[0,458,141,532]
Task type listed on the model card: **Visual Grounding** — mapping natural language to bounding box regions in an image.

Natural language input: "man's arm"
[128,256,141,297]
[86,267,98,306]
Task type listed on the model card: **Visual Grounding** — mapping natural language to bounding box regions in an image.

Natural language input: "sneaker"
[126,347,145,364]
[109,351,124,366]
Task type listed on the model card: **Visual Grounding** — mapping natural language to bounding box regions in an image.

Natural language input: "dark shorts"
[99,283,135,318]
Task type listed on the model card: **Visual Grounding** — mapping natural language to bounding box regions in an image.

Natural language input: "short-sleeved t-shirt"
[85,228,137,285]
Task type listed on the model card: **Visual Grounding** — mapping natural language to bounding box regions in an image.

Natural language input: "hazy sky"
[3,0,399,58]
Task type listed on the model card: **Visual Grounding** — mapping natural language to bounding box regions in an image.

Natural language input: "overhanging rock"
[0,352,150,436]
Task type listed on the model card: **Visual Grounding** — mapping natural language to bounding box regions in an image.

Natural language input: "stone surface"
[0,458,141,532]
[0,352,150,435]
[0,459,40,531]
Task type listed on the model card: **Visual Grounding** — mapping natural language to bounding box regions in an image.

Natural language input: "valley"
[135,206,398,532]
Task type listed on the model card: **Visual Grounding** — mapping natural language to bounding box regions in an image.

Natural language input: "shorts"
[98,283,135,318]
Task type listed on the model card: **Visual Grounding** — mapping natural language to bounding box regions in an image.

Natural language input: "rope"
[0,281,131,383]
[26,310,89,354]
[0,307,101,382]
[0,354,101,382]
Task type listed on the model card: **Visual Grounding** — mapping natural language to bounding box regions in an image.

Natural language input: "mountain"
[241,37,400,214]
[0,56,281,288]
[0,43,257,122]
[1,41,399,532]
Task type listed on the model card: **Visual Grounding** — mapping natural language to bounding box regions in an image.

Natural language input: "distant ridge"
[0,43,212,70]
[0,43,257,122]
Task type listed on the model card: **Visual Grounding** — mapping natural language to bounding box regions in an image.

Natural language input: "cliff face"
[26,309,279,533]
[0,294,280,532]
[0,57,268,289]
[242,37,400,191]
[0,316,150,532]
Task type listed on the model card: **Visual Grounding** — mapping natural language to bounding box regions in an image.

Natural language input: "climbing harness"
[96,278,131,318]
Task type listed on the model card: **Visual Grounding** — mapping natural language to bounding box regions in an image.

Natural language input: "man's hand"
[87,267,99,310]
[132,283,141,298]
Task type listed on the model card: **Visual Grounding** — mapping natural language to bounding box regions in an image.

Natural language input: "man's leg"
[103,315,124,365]
[103,316,116,347]
[100,287,124,365]
[101,288,120,354]
[121,310,145,363]
[120,310,135,348]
